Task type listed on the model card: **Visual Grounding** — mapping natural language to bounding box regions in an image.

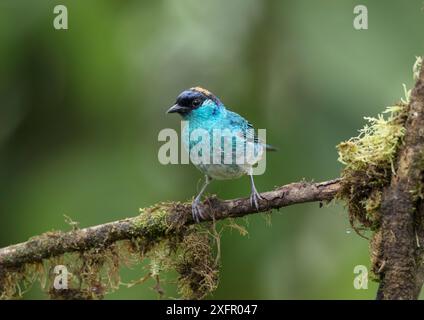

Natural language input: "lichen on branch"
[0,180,340,300]
[336,57,423,235]
[336,57,424,298]
[337,103,408,233]
[0,204,220,300]
[1,57,422,300]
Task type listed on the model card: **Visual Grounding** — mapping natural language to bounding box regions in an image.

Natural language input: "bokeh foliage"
[0,0,423,299]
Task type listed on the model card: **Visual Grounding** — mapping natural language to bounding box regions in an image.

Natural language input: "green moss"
[1,203,220,300]
[337,104,407,235]
[0,262,43,299]
[337,105,406,173]
[174,227,219,299]
[336,57,422,235]
[135,204,171,236]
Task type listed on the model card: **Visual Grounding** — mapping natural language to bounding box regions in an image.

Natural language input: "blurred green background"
[0,0,423,299]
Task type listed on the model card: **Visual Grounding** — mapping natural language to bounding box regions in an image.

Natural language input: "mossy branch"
[0,179,341,269]
[375,61,424,300]
[0,179,341,299]
[1,58,423,300]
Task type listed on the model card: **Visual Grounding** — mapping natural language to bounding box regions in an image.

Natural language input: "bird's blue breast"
[181,100,263,180]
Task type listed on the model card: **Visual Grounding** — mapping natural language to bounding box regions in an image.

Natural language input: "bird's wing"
[224,110,277,151]
[224,110,262,145]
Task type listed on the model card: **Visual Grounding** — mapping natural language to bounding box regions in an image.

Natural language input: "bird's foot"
[250,189,263,211]
[192,199,207,223]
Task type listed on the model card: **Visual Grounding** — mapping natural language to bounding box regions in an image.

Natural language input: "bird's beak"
[166,104,190,114]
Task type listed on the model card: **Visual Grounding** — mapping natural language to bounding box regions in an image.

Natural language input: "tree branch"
[2,61,422,300]
[0,179,341,270]
[376,63,424,299]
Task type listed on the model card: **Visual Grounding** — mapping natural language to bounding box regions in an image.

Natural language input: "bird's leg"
[192,175,212,223]
[249,174,263,211]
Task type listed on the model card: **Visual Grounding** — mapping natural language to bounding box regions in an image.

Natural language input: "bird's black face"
[167,90,207,116]
[167,87,221,116]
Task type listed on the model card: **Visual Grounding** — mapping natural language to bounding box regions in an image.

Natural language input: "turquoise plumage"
[167,87,274,222]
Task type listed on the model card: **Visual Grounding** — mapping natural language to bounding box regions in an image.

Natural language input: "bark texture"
[376,64,424,299]
[0,179,341,269]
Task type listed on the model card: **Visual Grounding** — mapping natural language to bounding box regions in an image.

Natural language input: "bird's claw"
[192,200,207,223]
[250,190,263,211]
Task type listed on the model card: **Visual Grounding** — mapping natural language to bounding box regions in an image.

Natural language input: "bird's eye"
[192,99,201,108]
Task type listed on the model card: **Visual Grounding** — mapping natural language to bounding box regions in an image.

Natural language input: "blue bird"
[167,87,275,222]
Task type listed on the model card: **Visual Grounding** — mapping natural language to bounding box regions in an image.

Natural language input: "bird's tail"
[265,144,278,152]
